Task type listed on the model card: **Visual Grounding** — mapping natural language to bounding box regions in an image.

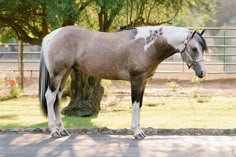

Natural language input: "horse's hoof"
[134,132,146,140]
[137,129,146,137]
[141,131,146,137]
[51,131,61,138]
[59,129,70,136]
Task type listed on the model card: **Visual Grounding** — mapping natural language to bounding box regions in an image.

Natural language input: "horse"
[39,26,208,139]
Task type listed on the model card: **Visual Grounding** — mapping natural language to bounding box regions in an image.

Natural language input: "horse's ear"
[200,29,205,35]
[191,30,197,39]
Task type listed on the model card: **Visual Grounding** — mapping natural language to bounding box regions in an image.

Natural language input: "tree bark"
[63,69,104,117]
[18,40,24,89]
[63,3,111,117]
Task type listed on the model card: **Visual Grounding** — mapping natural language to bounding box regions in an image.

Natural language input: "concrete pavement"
[0,133,236,157]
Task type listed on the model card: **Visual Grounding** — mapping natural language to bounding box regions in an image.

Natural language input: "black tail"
[39,53,49,117]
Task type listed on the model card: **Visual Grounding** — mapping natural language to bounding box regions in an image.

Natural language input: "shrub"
[9,86,22,98]
[9,79,22,98]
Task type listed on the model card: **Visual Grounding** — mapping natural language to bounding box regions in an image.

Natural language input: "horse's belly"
[101,71,130,80]
[81,65,130,80]
[77,53,130,80]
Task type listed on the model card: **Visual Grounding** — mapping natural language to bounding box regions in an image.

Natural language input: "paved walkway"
[0,134,236,157]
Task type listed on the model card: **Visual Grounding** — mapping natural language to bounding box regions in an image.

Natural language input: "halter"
[180,35,204,69]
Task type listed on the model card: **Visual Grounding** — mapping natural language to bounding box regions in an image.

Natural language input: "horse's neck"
[162,27,189,51]
[149,27,190,64]
[135,26,189,52]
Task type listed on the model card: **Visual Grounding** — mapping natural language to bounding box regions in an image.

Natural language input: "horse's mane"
[118,27,136,32]
[118,27,208,53]
[195,32,208,53]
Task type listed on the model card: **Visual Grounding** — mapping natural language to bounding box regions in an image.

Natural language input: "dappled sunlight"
[1,133,236,157]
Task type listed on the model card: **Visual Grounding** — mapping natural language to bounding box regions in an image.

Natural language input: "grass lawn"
[0,96,236,129]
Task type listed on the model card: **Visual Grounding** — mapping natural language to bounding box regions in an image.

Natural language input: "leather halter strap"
[180,38,204,69]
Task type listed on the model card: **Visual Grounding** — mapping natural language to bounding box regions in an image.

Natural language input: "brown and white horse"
[39,26,208,139]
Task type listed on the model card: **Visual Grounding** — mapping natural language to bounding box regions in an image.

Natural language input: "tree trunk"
[63,69,104,117]
[63,3,114,117]
[62,5,113,117]
[60,12,105,117]
[18,40,24,89]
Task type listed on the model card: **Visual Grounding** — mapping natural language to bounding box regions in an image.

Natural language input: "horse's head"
[181,29,208,78]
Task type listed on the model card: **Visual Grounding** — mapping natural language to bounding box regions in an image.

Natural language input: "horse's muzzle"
[196,70,206,78]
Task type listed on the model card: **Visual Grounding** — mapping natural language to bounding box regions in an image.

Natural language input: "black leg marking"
[130,76,147,107]
[130,75,147,140]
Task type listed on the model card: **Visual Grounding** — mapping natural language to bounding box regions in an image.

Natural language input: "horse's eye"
[192,47,197,52]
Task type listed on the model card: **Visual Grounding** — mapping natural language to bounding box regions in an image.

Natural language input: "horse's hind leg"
[54,70,71,136]
[45,74,64,138]
[130,76,147,139]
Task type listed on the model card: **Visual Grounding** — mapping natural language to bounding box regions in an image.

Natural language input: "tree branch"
[79,1,91,11]
[11,17,43,37]
[146,0,158,23]
[0,16,42,45]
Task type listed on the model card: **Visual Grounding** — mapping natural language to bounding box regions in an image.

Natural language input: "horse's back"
[44,26,136,55]
[42,26,139,80]
[72,27,137,80]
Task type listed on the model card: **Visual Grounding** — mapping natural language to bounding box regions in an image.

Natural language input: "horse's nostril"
[200,70,206,78]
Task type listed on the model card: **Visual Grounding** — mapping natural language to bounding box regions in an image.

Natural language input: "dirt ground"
[1,72,236,97]
[109,73,236,98]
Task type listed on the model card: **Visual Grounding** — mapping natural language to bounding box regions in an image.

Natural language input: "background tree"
[63,0,128,116]
[0,0,218,117]
[0,1,48,44]
[207,0,236,27]
[95,0,124,32]
[116,0,217,29]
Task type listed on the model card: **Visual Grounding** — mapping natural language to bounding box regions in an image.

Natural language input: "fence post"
[223,29,226,73]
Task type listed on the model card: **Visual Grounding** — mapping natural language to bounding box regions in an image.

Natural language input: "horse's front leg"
[130,77,147,139]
